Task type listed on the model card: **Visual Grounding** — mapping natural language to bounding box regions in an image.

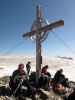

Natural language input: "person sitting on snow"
[53,69,65,83]
[53,69,69,87]
[41,65,51,77]
[9,63,26,93]
[39,65,51,90]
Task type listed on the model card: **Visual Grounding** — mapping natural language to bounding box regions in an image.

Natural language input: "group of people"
[9,62,70,99]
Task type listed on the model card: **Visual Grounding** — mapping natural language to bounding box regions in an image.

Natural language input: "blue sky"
[0,0,75,57]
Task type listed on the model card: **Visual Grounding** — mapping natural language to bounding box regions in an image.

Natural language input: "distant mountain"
[57,56,73,60]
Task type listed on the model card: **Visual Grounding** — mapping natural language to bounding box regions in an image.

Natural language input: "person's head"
[18,63,24,71]
[45,65,48,69]
[59,69,63,73]
[28,61,31,65]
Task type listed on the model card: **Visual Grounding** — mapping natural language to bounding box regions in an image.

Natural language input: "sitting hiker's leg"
[39,75,50,90]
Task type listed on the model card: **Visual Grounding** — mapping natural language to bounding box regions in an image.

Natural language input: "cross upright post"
[35,5,43,84]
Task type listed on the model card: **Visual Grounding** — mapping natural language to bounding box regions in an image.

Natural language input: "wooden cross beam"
[23,20,64,38]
